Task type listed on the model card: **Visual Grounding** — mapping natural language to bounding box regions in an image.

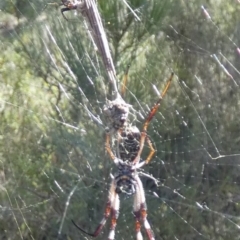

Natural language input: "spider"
[59,0,85,20]
[72,72,174,240]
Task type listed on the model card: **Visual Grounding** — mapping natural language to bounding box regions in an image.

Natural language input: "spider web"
[1,1,240,239]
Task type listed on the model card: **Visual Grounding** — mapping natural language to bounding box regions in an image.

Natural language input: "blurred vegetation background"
[1,0,240,239]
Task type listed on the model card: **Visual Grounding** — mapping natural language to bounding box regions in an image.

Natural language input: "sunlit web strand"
[201,5,239,86]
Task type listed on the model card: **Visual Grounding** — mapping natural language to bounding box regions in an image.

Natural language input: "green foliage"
[1,0,240,239]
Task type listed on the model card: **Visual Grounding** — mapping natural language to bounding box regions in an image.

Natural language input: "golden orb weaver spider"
[72,72,174,240]
[58,1,174,239]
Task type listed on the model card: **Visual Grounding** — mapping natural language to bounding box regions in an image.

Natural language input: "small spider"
[72,72,174,240]
[60,0,85,20]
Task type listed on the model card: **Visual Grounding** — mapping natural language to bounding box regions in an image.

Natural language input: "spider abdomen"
[118,126,141,162]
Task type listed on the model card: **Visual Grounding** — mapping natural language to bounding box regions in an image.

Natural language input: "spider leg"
[105,133,116,160]
[108,184,120,240]
[144,136,156,164]
[61,7,72,20]
[131,133,154,166]
[133,72,174,165]
[134,175,155,240]
[72,180,120,240]
[143,72,174,132]
[61,2,79,20]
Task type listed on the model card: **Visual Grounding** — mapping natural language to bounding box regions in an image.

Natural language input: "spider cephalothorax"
[72,73,174,240]
[103,95,131,133]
